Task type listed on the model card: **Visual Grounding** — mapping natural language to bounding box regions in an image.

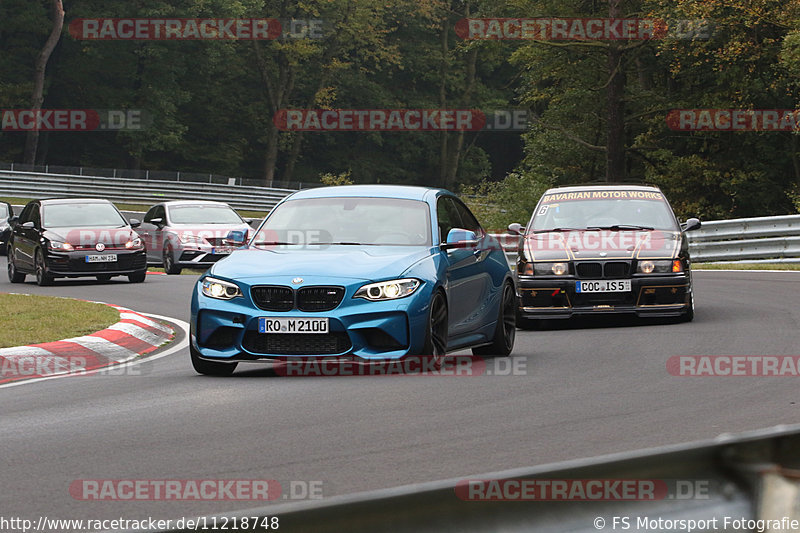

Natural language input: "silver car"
[139,200,252,274]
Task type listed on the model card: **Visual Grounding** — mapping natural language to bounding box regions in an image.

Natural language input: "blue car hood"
[210,245,434,281]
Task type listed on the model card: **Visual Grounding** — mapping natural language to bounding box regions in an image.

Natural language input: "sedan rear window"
[42,203,127,228]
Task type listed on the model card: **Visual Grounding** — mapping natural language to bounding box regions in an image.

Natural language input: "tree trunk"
[438,17,449,187]
[605,0,626,182]
[23,0,64,165]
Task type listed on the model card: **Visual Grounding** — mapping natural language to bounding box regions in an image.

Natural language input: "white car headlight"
[201,277,243,300]
[354,279,421,301]
[179,234,205,245]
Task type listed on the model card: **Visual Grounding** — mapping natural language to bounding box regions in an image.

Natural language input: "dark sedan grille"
[242,331,352,355]
[297,287,345,312]
[603,262,629,278]
[575,262,602,279]
[251,286,294,311]
[575,261,631,279]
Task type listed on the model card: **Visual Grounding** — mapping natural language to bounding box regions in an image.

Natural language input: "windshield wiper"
[529,227,586,233]
[585,225,654,231]
[315,241,372,246]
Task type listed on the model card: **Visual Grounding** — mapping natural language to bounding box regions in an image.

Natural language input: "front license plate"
[85,254,117,263]
[211,247,233,255]
[258,317,329,334]
[575,280,631,293]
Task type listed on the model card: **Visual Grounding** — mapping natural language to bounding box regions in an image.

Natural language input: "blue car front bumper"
[191,275,434,361]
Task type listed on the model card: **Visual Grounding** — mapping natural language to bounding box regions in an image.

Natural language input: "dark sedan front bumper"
[517,272,692,319]
[45,249,147,277]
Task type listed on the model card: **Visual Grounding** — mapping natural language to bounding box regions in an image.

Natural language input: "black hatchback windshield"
[42,202,127,228]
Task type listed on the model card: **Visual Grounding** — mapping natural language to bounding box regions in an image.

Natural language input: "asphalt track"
[1,263,799,526]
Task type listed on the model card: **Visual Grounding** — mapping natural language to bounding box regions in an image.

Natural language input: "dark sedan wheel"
[163,245,181,275]
[7,248,25,283]
[473,282,516,357]
[35,249,54,286]
[190,342,237,376]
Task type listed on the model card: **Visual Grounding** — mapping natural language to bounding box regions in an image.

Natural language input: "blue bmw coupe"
[189,185,516,375]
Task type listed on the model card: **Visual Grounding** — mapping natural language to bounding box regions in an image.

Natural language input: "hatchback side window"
[17,204,33,225]
[144,206,158,223]
[30,206,41,228]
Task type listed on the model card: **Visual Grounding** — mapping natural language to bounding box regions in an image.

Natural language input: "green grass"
[0,197,268,219]
[694,263,800,270]
[0,293,119,348]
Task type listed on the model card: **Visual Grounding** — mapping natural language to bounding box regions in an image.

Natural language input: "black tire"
[679,291,695,323]
[163,245,181,275]
[96,274,112,282]
[473,282,516,357]
[35,249,54,286]
[7,247,25,283]
[190,343,237,376]
[128,270,147,283]
[418,290,448,364]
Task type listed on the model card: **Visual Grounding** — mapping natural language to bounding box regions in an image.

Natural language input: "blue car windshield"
[255,197,432,246]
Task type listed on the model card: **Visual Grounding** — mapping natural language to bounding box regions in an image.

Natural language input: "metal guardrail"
[686,215,800,263]
[0,170,294,212]
[491,214,800,264]
[161,425,800,533]
[0,161,311,190]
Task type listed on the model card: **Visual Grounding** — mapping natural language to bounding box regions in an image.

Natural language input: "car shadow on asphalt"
[524,315,684,331]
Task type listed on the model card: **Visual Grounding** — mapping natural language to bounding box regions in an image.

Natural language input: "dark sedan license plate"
[85,254,117,263]
[575,280,631,293]
[258,317,329,334]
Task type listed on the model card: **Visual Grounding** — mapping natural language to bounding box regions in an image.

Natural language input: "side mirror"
[224,230,247,246]
[681,218,701,232]
[149,217,163,227]
[442,228,478,250]
[9,215,18,224]
[507,222,524,235]
[129,218,141,228]
[21,221,35,230]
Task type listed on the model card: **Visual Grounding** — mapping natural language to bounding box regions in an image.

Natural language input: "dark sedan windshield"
[42,203,127,228]
[168,205,243,224]
[530,193,679,232]
[256,197,432,246]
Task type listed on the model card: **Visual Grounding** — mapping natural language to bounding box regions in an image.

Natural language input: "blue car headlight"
[354,278,421,301]
[201,277,243,300]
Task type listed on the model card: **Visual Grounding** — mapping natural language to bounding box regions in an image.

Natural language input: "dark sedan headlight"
[518,260,570,276]
[354,279,420,301]
[201,277,243,300]
[637,259,683,274]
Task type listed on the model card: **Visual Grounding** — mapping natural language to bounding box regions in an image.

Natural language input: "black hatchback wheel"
[7,247,25,283]
[35,249,54,286]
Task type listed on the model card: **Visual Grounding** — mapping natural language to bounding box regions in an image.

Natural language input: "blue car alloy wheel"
[189,185,516,376]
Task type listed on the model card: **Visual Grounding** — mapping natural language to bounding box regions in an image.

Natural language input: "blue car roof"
[285,185,451,201]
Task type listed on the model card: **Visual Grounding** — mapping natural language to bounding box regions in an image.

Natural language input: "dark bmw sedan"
[0,200,14,255]
[509,184,701,327]
[7,198,147,285]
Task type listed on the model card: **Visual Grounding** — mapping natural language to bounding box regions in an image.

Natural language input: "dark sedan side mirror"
[129,218,141,228]
[442,228,479,250]
[507,222,524,235]
[224,230,247,246]
[681,218,701,232]
[9,215,18,224]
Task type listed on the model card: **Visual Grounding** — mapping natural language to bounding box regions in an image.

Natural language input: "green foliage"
[319,170,354,185]
[461,170,552,231]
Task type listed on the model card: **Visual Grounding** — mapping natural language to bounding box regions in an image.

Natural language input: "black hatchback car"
[7,198,147,285]
[508,185,701,327]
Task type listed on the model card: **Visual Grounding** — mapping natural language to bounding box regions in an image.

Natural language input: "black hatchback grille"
[576,262,602,279]
[251,286,294,311]
[297,287,345,312]
[242,331,352,355]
